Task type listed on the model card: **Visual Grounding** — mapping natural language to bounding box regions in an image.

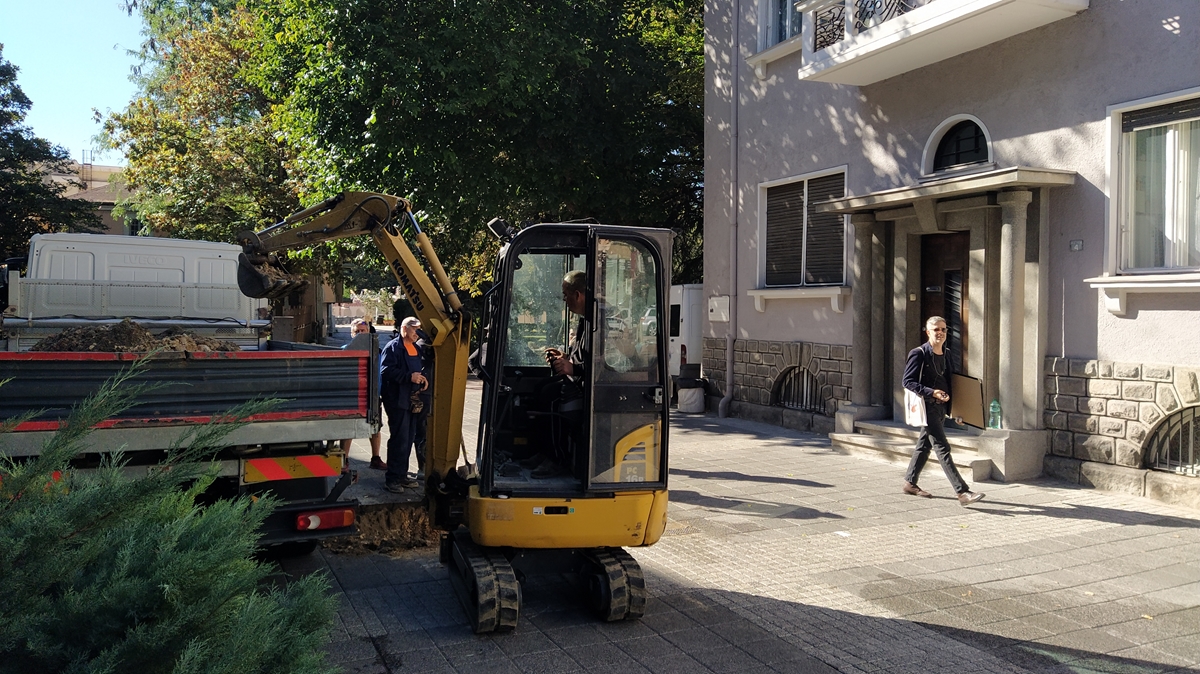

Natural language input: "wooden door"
[920,232,969,373]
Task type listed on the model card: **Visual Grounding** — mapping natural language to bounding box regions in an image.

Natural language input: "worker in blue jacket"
[379,316,430,493]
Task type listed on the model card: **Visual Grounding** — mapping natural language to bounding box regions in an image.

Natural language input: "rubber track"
[592,550,630,621]
[450,536,499,633]
[611,548,647,619]
[486,551,521,632]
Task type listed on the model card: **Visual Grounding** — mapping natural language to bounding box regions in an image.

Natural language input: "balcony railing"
[811,0,934,52]
[747,0,1089,85]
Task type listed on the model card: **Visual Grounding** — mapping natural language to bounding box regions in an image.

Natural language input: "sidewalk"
[282,401,1200,674]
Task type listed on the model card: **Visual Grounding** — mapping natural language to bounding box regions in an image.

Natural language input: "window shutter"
[804,173,846,285]
[765,182,806,286]
[1122,98,1200,132]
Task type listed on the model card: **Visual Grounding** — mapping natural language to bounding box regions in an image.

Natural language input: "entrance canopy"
[815,166,1076,216]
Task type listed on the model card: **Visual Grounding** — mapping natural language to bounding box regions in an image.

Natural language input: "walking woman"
[379,316,431,493]
[902,316,985,506]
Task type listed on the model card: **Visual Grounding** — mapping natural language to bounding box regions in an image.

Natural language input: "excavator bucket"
[237,252,308,301]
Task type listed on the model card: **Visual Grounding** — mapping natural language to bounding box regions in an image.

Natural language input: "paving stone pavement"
[280,407,1200,674]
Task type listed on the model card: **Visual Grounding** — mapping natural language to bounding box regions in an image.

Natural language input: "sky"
[0,1,144,166]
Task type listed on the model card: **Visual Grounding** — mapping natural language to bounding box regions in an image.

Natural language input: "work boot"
[369,456,387,470]
[383,481,405,494]
[958,491,985,506]
[903,482,931,498]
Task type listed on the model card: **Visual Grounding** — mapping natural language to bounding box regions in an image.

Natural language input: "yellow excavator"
[237,192,671,632]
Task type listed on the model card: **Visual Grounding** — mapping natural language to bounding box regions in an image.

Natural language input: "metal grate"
[854,0,923,32]
[1146,406,1200,476]
[775,367,824,413]
[813,4,846,51]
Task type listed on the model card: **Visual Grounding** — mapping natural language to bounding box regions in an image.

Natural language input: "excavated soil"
[30,318,241,353]
[322,504,439,555]
[253,260,295,282]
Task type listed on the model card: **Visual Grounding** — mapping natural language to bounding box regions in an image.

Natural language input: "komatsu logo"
[391,260,425,311]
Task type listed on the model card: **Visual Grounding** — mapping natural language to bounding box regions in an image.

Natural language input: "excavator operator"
[527,269,589,479]
[545,270,588,381]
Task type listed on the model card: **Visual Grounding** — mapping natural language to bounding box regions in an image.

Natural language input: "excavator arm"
[237,192,472,525]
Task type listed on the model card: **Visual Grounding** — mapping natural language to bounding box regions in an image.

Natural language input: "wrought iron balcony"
[747,0,1090,85]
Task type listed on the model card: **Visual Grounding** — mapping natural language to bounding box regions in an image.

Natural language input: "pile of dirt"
[30,318,241,353]
[322,504,439,556]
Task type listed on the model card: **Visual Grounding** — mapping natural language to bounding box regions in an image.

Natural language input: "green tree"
[250,0,703,287]
[0,45,102,259]
[102,10,300,244]
[0,361,336,674]
[105,3,385,286]
[109,0,703,295]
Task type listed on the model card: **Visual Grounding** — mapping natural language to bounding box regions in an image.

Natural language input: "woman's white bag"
[904,389,927,427]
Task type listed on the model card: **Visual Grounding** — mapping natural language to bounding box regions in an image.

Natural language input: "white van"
[667,284,702,377]
[3,233,267,350]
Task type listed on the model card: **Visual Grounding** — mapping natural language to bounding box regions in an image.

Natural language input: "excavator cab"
[478,225,669,497]
[445,224,672,632]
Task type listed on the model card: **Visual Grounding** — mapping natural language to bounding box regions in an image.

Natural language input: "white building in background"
[703,0,1200,507]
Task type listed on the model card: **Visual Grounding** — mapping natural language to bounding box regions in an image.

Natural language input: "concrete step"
[855,419,985,450]
[829,430,994,482]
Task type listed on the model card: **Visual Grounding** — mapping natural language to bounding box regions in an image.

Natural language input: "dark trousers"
[383,400,415,485]
[905,402,969,494]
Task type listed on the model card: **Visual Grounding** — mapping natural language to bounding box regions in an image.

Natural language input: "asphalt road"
[283,368,1200,674]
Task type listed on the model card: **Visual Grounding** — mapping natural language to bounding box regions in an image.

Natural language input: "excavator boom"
[237,192,470,506]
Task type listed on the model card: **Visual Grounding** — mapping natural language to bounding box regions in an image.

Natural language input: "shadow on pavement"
[669,488,845,521]
[277,545,1196,674]
[670,467,832,489]
[969,498,1200,529]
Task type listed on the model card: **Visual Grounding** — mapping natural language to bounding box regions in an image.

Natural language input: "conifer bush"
[0,360,337,674]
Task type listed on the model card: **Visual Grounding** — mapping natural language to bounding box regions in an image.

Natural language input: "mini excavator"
[237,192,671,632]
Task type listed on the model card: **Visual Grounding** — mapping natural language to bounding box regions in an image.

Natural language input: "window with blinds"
[1119,96,1200,271]
[764,172,846,286]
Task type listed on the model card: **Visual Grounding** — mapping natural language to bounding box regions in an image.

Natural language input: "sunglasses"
[929,328,947,333]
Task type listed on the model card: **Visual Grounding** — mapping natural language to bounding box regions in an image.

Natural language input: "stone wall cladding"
[1044,357,1200,474]
[701,336,851,428]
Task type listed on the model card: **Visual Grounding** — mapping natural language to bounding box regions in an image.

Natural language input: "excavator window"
[503,253,583,368]
[587,237,664,488]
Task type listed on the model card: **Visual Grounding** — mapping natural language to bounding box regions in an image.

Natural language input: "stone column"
[870,226,888,407]
[997,191,1032,430]
[850,213,875,406]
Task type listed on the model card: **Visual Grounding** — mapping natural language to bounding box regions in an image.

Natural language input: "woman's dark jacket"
[903,342,954,402]
[380,337,430,411]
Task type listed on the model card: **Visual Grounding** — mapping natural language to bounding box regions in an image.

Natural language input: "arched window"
[1145,406,1200,476]
[932,120,989,171]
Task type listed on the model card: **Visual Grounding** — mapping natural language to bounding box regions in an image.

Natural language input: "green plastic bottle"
[988,399,1002,429]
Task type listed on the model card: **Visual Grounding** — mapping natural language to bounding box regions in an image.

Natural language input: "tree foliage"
[0,359,336,674]
[108,0,703,292]
[253,0,704,287]
[102,9,300,244]
[0,45,102,259]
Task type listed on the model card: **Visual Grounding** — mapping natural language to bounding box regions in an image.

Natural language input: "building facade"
[703,0,1200,507]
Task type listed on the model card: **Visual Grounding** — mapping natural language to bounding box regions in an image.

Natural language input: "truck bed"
[0,342,380,457]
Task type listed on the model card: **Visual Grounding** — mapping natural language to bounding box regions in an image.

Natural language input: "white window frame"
[920,114,995,178]
[751,166,850,313]
[1089,87,1200,316]
[759,0,805,51]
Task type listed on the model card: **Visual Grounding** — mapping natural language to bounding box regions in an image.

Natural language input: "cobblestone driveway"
[284,410,1200,674]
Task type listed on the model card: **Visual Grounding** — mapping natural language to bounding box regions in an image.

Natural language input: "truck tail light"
[680,344,687,366]
[296,507,355,531]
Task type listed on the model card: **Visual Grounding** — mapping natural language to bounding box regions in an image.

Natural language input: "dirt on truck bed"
[30,319,241,353]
